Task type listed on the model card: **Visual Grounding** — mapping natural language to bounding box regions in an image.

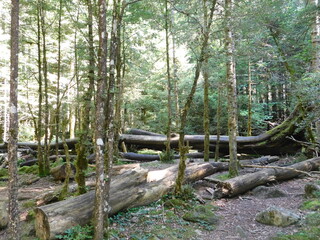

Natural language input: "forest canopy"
[0,0,319,142]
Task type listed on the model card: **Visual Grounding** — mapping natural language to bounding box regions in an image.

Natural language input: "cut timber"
[34,162,228,239]
[214,157,320,198]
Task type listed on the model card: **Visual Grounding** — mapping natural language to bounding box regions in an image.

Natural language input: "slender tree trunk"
[59,117,71,200]
[202,0,210,162]
[76,0,95,195]
[175,0,217,194]
[40,0,50,175]
[170,0,179,128]
[165,0,172,160]
[93,0,108,239]
[113,1,125,159]
[225,0,238,177]
[3,77,8,142]
[36,0,44,177]
[8,0,20,238]
[55,0,62,161]
[215,84,222,161]
[247,59,252,136]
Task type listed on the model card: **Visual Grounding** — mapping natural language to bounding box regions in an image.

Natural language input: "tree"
[93,0,108,238]
[165,0,173,161]
[175,0,217,194]
[225,0,238,177]
[202,0,211,162]
[8,0,20,238]
[75,0,96,195]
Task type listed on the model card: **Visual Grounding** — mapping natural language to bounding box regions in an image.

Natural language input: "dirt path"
[207,177,308,240]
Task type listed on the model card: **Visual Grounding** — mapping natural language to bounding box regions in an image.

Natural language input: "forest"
[0,0,320,239]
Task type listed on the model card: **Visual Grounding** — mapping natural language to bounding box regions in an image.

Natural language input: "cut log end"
[35,208,50,240]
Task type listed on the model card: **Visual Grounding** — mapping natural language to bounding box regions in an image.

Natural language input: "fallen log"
[119,152,213,162]
[214,157,320,198]
[126,128,165,136]
[120,104,311,155]
[34,162,228,239]
[240,156,279,166]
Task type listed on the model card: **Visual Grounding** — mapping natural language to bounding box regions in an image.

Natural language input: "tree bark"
[34,162,228,240]
[214,157,320,198]
[93,0,108,238]
[225,0,238,177]
[8,0,20,238]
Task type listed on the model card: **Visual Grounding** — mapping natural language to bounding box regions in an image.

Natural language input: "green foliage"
[272,227,320,240]
[0,168,8,177]
[18,165,38,175]
[137,149,160,155]
[22,200,36,208]
[51,158,65,168]
[56,225,93,240]
[159,149,175,163]
[300,200,320,211]
[215,173,232,181]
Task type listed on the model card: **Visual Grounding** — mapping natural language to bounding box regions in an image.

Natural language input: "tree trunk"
[175,0,217,195]
[215,84,222,161]
[165,0,173,161]
[203,0,211,162]
[225,0,238,177]
[34,162,228,240]
[8,0,20,238]
[247,59,252,136]
[93,0,108,238]
[214,157,320,198]
[40,0,50,176]
[36,0,44,177]
[75,0,95,195]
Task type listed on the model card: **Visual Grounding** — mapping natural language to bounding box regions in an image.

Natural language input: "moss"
[138,149,161,155]
[164,198,188,209]
[0,168,8,177]
[305,212,320,226]
[300,199,320,211]
[183,205,219,225]
[18,165,38,175]
[22,200,36,209]
[26,210,36,222]
[272,227,320,240]
[216,173,231,181]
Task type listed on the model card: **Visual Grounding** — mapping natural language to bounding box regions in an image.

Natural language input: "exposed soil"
[0,156,319,240]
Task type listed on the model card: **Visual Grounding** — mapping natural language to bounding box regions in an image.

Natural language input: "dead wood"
[50,163,76,181]
[34,162,228,239]
[214,157,320,198]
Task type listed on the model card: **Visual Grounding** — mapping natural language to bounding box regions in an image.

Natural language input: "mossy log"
[34,162,228,239]
[214,157,320,198]
[120,104,310,155]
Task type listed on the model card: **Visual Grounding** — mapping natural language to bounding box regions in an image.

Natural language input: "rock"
[0,201,8,230]
[251,186,287,198]
[236,225,247,238]
[255,206,300,227]
[304,183,320,198]
[183,205,219,225]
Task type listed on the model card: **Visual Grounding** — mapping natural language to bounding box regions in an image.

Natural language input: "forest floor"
[0,155,319,240]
